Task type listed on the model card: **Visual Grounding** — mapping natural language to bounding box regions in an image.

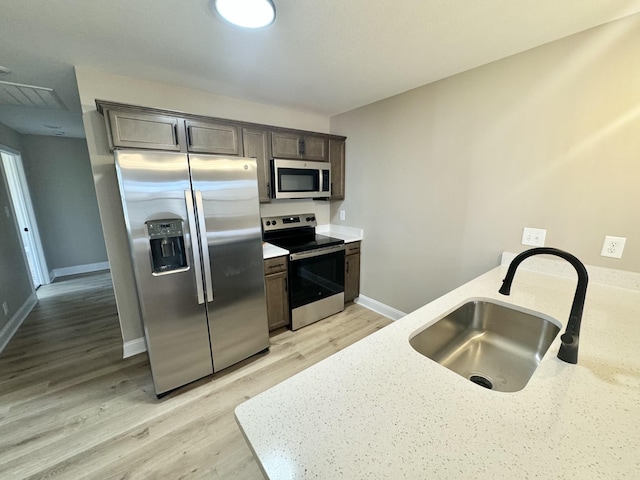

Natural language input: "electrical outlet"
[522,227,546,247]
[601,236,626,259]
[339,210,346,221]
[2,301,8,316]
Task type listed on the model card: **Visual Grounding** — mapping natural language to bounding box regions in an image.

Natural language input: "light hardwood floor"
[0,272,391,479]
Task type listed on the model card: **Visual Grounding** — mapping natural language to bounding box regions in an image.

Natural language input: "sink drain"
[469,375,493,389]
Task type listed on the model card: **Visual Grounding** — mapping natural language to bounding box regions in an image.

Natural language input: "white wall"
[330,14,640,314]
[75,67,331,347]
[20,135,107,274]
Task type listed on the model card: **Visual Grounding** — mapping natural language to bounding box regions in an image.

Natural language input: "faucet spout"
[499,247,588,364]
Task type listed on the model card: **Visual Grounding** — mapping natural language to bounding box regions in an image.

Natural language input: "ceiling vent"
[0,80,66,110]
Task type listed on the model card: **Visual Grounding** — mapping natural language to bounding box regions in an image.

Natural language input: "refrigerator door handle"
[184,189,205,304]
[194,190,214,303]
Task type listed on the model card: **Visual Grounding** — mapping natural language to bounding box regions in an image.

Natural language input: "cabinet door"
[107,110,181,151]
[243,128,272,203]
[265,270,290,331]
[329,139,345,200]
[344,253,360,302]
[301,135,328,161]
[271,132,301,159]
[186,120,240,155]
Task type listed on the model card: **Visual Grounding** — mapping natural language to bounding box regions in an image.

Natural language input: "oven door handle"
[290,244,345,261]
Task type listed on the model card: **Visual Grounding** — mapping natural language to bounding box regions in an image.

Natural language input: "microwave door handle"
[184,190,205,304]
[321,169,329,193]
[194,190,214,303]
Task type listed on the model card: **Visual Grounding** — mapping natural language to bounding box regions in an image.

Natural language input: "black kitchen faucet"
[499,247,589,364]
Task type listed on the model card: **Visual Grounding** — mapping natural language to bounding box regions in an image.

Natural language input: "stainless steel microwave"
[271,158,331,199]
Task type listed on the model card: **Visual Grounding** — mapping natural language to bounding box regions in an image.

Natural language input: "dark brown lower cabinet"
[264,256,290,331]
[344,241,361,303]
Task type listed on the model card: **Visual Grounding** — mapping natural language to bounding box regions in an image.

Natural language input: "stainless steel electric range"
[262,214,345,330]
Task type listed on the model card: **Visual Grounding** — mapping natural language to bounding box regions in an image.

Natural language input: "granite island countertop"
[235,255,640,479]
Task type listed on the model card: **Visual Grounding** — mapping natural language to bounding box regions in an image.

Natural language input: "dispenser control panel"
[146,219,188,274]
[147,220,183,239]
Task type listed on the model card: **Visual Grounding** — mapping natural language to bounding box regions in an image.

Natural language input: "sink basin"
[409,299,560,392]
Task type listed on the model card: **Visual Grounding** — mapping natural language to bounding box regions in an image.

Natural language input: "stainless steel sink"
[409,299,560,392]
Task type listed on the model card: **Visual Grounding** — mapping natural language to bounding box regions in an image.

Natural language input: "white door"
[1,149,49,287]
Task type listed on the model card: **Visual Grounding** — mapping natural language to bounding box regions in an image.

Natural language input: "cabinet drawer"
[264,256,287,274]
[345,241,361,255]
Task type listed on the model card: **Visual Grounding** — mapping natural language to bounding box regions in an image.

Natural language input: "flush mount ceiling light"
[213,0,276,28]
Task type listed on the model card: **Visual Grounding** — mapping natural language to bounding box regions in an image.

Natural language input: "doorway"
[0,148,49,288]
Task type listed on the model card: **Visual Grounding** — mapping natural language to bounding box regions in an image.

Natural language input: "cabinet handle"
[266,181,271,198]
[346,259,350,273]
[284,277,288,292]
[174,124,180,146]
[298,138,305,156]
[269,263,284,268]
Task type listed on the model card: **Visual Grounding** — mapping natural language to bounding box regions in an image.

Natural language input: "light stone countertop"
[235,258,640,479]
[263,243,289,260]
[316,224,363,243]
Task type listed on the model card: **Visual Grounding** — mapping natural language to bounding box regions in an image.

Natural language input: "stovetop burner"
[262,213,344,253]
[267,233,344,253]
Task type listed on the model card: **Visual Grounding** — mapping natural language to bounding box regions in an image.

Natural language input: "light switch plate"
[522,227,546,247]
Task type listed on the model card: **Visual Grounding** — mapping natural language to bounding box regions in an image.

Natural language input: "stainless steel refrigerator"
[115,150,269,396]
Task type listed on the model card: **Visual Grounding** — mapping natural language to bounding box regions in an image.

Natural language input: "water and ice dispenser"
[146,219,188,274]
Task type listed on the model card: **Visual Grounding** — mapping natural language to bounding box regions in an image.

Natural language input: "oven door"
[288,244,345,330]
[271,158,331,199]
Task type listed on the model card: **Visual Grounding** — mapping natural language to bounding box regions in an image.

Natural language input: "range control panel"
[262,213,317,232]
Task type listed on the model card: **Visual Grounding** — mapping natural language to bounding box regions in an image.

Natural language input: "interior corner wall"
[329,14,640,314]
[20,135,107,272]
[0,122,34,336]
[0,121,22,152]
[75,67,331,347]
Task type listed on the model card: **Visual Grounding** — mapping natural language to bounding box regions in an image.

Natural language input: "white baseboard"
[355,295,407,321]
[50,261,110,280]
[0,292,37,353]
[123,337,147,358]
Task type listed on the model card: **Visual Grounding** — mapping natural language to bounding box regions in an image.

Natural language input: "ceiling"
[1,0,640,139]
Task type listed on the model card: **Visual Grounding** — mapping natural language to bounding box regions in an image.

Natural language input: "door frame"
[0,146,50,286]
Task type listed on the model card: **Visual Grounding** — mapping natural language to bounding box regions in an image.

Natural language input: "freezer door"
[115,150,214,395]
[189,155,269,371]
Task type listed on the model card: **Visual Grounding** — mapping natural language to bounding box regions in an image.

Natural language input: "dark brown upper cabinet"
[107,110,182,151]
[271,132,328,161]
[242,127,272,203]
[185,120,241,155]
[97,101,346,202]
[329,138,345,200]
